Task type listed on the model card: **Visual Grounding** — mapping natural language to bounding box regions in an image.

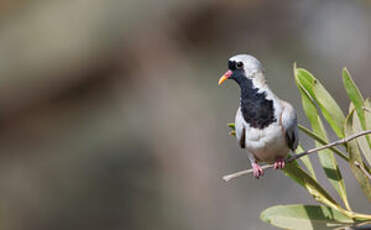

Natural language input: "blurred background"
[0,0,370,229]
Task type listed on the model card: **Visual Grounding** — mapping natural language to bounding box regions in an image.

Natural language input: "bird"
[218,54,298,178]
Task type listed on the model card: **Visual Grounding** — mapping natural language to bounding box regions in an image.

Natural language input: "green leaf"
[282,156,342,215]
[344,109,371,201]
[227,123,235,130]
[261,204,354,230]
[343,68,370,147]
[295,67,345,138]
[352,107,371,166]
[227,123,236,136]
[283,160,339,210]
[365,98,371,146]
[365,98,371,129]
[343,68,364,124]
[283,161,371,222]
[294,68,350,211]
[296,144,316,180]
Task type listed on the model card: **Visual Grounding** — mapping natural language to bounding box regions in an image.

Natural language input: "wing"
[281,101,299,151]
[235,107,246,148]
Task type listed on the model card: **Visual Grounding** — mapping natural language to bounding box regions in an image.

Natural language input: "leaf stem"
[354,161,371,180]
[298,125,349,161]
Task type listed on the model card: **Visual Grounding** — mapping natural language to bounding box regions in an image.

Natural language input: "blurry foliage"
[227,65,371,229]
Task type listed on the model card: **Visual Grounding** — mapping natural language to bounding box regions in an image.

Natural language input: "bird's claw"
[273,157,285,169]
[252,162,264,179]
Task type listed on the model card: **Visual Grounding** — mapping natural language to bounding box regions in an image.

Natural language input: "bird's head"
[218,54,264,86]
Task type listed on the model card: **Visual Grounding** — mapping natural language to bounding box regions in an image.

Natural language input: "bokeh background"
[0,1,370,229]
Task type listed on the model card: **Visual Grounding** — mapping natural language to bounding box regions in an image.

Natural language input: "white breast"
[238,93,290,163]
[244,122,289,162]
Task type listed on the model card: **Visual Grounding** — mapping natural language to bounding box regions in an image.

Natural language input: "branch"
[363,106,371,113]
[355,161,371,180]
[223,129,371,182]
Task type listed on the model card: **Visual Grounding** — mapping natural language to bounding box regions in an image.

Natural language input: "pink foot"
[274,157,286,169]
[252,162,264,179]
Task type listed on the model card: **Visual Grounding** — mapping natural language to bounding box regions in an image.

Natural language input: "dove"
[218,54,298,178]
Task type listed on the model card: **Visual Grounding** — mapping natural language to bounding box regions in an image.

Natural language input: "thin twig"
[223,129,371,182]
[354,161,371,180]
[363,106,371,113]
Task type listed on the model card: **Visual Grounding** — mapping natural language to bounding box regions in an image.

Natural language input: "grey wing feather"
[235,108,246,148]
[281,101,299,151]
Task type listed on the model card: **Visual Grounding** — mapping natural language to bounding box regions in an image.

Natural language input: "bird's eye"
[236,62,243,69]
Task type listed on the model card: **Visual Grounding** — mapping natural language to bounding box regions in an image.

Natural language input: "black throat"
[238,77,276,129]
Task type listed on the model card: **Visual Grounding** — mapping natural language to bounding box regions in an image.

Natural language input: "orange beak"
[218,70,233,85]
